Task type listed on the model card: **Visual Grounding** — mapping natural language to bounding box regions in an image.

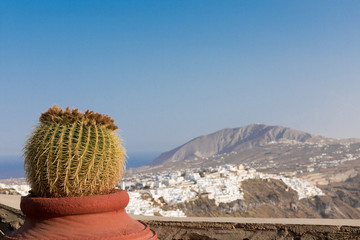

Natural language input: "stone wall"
[1,204,360,240]
[143,220,360,240]
[0,204,24,238]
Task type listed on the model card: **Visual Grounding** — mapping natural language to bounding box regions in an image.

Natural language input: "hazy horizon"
[1,1,360,157]
[0,151,161,179]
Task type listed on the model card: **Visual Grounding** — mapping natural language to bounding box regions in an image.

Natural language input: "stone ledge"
[133,216,360,240]
[1,205,360,240]
[132,215,360,226]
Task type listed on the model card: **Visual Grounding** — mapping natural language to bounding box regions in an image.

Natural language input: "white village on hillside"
[123,163,325,217]
[0,163,325,218]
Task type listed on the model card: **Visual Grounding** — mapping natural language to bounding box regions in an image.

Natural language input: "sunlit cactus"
[24,105,126,197]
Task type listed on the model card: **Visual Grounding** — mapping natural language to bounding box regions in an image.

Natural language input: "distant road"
[1,194,359,227]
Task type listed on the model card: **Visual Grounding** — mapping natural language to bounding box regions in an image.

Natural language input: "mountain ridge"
[150,124,342,167]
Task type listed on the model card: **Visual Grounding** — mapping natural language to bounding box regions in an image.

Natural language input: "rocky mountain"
[138,124,359,173]
[151,124,316,166]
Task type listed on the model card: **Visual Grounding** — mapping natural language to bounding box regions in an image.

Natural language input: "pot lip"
[21,189,129,218]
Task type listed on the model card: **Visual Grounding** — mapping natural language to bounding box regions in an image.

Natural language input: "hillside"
[132,124,360,174]
[171,176,360,219]
[125,124,360,219]
[151,124,319,166]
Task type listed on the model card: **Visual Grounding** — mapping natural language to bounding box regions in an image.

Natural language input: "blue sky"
[1,1,360,157]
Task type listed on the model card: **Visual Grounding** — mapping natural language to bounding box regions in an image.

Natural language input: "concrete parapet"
[134,215,360,240]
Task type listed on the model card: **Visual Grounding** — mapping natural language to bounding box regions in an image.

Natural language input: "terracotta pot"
[4,190,157,240]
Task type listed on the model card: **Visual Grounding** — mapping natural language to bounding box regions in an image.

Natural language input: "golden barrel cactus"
[24,105,126,197]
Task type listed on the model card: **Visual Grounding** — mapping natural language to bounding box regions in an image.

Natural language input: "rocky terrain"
[133,124,360,174]
[151,124,320,166]
[0,204,24,238]
[128,124,360,219]
[147,176,360,219]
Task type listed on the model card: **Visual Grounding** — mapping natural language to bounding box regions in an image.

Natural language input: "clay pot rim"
[21,189,129,218]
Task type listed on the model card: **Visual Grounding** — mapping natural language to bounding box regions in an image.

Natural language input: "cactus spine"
[24,105,126,197]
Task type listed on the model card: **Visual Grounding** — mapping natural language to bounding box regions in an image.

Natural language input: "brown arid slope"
[241,177,360,219]
[315,173,360,218]
[151,178,360,219]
